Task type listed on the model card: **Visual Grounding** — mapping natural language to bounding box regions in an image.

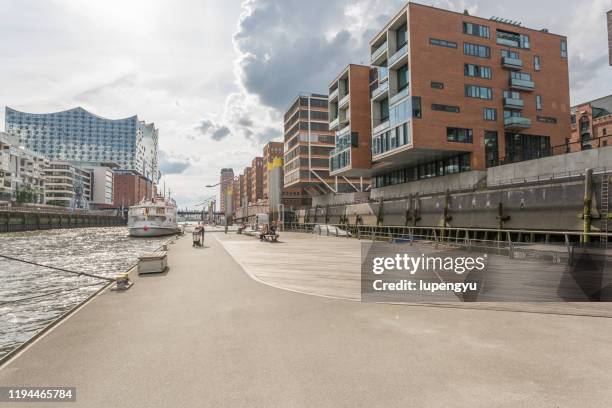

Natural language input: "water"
[0,227,170,359]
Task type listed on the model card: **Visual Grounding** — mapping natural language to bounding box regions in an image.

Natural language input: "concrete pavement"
[1,232,612,407]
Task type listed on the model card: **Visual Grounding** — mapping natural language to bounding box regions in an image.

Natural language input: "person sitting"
[259,223,269,241]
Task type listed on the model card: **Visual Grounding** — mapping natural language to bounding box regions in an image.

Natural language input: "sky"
[0,0,610,209]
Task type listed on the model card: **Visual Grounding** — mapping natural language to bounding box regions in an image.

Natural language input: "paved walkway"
[1,233,612,407]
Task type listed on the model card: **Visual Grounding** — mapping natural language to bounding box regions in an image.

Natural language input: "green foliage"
[15,186,38,204]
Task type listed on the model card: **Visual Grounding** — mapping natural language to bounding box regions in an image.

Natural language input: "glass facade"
[5,107,159,182]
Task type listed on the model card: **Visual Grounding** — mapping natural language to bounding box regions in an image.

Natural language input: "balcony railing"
[329,88,339,101]
[509,77,535,91]
[329,148,351,172]
[373,120,390,135]
[339,94,350,108]
[501,56,523,70]
[371,41,388,63]
[389,86,410,106]
[329,117,339,131]
[504,116,532,130]
[388,43,408,68]
[503,97,524,110]
[372,81,389,100]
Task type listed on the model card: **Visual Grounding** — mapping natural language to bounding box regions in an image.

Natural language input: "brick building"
[241,167,252,206]
[250,157,264,203]
[570,94,612,152]
[219,168,234,214]
[262,141,283,200]
[112,171,153,208]
[369,3,570,188]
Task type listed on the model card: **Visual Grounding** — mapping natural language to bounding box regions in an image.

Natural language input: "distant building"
[250,157,264,203]
[262,142,284,211]
[0,131,48,204]
[283,93,333,208]
[44,162,92,207]
[112,170,153,208]
[86,164,116,208]
[241,167,252,207]
[5,107,159,183]
[219,168,234,214]
[570,94,612,151]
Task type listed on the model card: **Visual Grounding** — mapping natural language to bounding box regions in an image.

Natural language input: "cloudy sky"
[0,0,610,208]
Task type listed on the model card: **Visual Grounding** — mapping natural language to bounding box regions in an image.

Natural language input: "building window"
[431,81,444,89]
[447,127,473,143]
[510,71,532,81]
[463,22,490,38]
[534,55,541,71]
[501,49,520,59]
[536,95,542,110]
[484,108,497,121]
[504,133,550,162]
[412,96,422,119]
[397,64,409,91]
[561,40,568,58]
[432,104,460,113]
[484,131,499,167]
[464,42,491,58]
[464,63,492,79]
[429,38,458,49]
[380,99,389,122]
[465,85,492,100]
[396,23,408,49]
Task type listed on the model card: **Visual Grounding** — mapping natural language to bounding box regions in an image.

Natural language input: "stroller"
[192,227,204,247]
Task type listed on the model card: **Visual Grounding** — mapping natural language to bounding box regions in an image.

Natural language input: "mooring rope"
[0,254,115,283]
[0,282,106,307]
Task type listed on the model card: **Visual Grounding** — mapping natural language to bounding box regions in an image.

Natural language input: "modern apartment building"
[232,177,241,217]
[250,156,264,203]
[5,107,159,183]
[241,167,252,206]
[262,141,283,201]
[328,64,373,182]
[368,3,570,189]
[0,132,48,203]
[219,168,234,214]
[44,162,92,207]
[283,93,363,208]
[570,94,612,151]
[87,165,115,207]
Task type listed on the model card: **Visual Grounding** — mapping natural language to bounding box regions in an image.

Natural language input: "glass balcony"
[509,78,535,91]
[389,86,410,106]
[371,41,388,64]
[504,116,532,130]
[372,81,389,101]
[373,120,390,135]
[329,117,339,131]
[339,94,350,109]
[503,97,524,110]
[388,43,408,68]
[330,148,351,172]
[329,88,339,102]
[501,56,523,70]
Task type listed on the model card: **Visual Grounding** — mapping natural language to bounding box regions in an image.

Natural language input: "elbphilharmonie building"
[4,106,159,183]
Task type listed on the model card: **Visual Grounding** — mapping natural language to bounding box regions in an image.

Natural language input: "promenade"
[1,231,612,407]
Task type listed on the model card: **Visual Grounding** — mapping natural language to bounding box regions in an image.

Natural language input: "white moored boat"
[128,196,180,237]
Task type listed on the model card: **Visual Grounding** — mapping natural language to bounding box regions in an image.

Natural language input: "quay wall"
[0,210,126,233]
[296,176,603,233]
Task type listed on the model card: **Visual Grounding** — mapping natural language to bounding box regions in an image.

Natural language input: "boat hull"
[129,227,180,237]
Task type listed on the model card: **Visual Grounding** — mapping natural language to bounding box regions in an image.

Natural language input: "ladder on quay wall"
[601,175,609,246]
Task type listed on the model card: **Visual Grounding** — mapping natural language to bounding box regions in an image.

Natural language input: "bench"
[138,251,168,274]
[260,233,279,242]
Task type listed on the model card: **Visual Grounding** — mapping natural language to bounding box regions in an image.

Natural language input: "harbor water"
[0,227,170,359]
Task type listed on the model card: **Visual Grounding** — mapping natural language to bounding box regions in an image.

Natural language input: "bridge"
[177,210,225,222]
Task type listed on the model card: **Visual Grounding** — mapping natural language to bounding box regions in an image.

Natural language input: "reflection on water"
[0,227,169,358]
